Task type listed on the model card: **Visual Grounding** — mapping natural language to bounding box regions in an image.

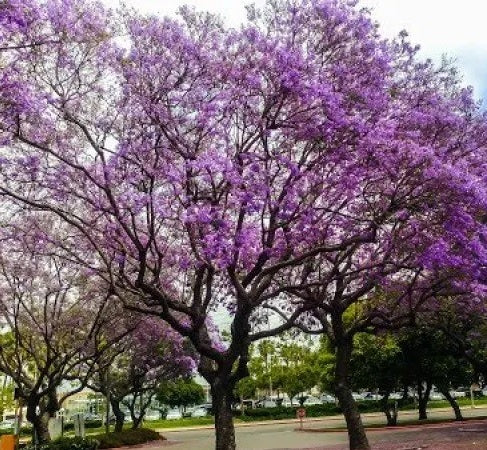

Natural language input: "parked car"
[430,392,445,401]
[362,392,383,401]
[303,396,321,406]
[389,392,403,400]
[449,390,466,398]
[0,420,15,430]
[191,407,208,418]
[83,413,102,422]
[144,410,160,421]
[165,409,183,420]
[351,392,364,401]
[256,399,277,408]
[320,394,336,403]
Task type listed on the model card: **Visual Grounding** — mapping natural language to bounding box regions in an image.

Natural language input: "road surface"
[156,406,487,450]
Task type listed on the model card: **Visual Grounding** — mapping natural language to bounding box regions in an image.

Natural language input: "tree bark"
[335,338,370,450]
[126,395,144,429]
[402,384,409,401]
[417,381,431,420]
[26,399,50,444]
[380,393,398,426]
[131,412,143,429]
[441,389,463,421]
[211,380,236,450]
[110,398,125,433]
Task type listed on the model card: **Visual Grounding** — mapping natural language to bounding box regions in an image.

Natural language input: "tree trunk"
[26,399,50,444]
[402,384,409,401]
[110,398,125,433]
[126,396,143,429]
[211,380,236,450]
[380,393,398,426]
[441,389,463,421]
[417,381,431,420]
[131,413,143,429]
[335,338,370,450]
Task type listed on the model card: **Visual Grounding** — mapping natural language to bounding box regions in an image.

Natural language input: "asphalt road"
[158,406,487,450]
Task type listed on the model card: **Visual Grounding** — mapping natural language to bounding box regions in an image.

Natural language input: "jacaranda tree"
[89,316,195,432]
[0,1,485,449]
[0,239,130,443]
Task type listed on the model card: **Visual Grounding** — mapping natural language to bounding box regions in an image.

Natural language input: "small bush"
[94,428,163,449]
[239,403,343,421]
[23,437,98,450]
[62,420,103,431]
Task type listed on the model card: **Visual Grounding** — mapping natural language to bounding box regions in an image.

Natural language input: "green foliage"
[350,333,403,395]
[63,420,103,431]
[398,327,472,391]
[244,336,327,403]
[93,428,162,449]
[157,378,204,410]
[0,380,15,416]
[236,377,257,400]
[314,336,336,393]
[23,437,98,450]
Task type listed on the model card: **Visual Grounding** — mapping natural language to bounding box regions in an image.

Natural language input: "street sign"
[296,407,306,430]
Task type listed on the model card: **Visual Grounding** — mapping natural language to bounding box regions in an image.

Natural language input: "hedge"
[93,428,163,449]
[237,400,412,421]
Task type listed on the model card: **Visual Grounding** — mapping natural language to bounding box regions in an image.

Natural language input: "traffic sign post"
[296,408,306,430]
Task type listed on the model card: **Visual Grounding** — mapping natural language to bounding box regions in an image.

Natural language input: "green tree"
[350,334,403,425]
[279,341,319,405]
[398,327,472,421]
[157,379,205,412]
[235,377,257,401]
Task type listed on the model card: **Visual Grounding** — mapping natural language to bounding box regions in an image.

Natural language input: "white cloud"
[103,0,487,98]
[361,0,487,97]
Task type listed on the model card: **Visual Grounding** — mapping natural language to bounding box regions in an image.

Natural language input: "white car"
[450,390,466,398]
[191,407,208,418]
[257,399,277,408]
[351,392,364,401]
[144,411,160,421]
[362,392,383,401]
[165,409,183,420]
[320,394,336,403]
[389,392,403,400]
[0,420,15,430]
[430,392,445,401]
[303,396,321,406]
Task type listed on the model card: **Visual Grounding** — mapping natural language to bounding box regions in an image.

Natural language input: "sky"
[103,0,487,102]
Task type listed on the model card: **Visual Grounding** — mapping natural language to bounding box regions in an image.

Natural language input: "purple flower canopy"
[0,0,485,395]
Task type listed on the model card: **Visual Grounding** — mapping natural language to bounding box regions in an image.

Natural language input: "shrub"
[239,403,343,421]
[62,420,102,432]
[93,428,163,449]
[23,437,98,450]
